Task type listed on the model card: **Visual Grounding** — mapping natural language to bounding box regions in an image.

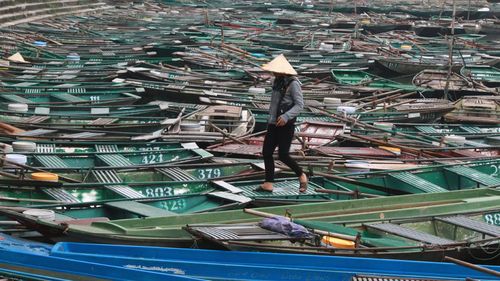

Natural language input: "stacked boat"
[0,0,498,280]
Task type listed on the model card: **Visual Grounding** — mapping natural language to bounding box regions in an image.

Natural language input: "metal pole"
[467,0,471,20]
[443,0,456,100]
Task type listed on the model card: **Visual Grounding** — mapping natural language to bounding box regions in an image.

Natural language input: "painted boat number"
[484,212,500,226]
[143,187,173,197]
[196,168,222,179]
[160,199,186,211]
[141,154,164,164]
[489,164,499,177]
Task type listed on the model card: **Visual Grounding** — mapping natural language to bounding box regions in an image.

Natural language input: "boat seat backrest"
[105,201,175,217]
[42,188,80,203]
[51,93,85,103]
[91,170,122,183]
[90,118,118,125]
[435,216,500,237]
[104,185,145,199]
[388,172,448,193]
[36,144,56,153]
[365,223,455,245]
[208,191,252,204]
[96,154,134,167]
[19,129,58,137]
[60,132,106,139]
[444,166,500,186]
[157,167,197,181]
[95,144,119,153]
[2,95,33,104]
[186,224,290,241]
[25,116,50,124]
[34,155,69,168]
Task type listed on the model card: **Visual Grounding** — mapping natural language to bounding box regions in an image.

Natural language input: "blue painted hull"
[0,234,201,281]
[51,242,500,281]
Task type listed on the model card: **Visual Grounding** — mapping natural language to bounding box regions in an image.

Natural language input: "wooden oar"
[314,188,382,199]
[363,98,418,113]
[444,256,500,277]
[313,171,409,195]
[0,178,62,188]
[0,196,66,204]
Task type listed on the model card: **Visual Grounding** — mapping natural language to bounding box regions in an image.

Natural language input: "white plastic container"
[8,103,28,112]
[323,97,341,105]
[248,87,266,94]
[373,122,394,131]
[22,209,55,221]
[4,154,27,168]
[337,106,356,114]
[444,135,466,146]
[12,141,37,152]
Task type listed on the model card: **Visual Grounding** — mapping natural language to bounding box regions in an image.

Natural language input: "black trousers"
[262,122,303,182]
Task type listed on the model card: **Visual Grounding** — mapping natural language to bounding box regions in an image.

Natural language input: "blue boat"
[50,242,500,281]
[0,267,67,281]
[0,233,201,281]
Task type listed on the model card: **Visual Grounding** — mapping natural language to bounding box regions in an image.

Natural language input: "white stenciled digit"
[213,168,221,178]
[154,187,165,197]
[144,188,155,197]
[197,169,206,179]
[489,164,499,177]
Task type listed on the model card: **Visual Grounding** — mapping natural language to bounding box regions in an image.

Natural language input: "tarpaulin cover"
[259,216,312,238]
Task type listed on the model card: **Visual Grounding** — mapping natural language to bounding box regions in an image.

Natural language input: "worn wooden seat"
[52,93,86,103]
[91,170,122,183]
[365,223,455,245]
[105,201,175,217]
[104,185,144,199]
[444,166,500,186]
[157,167,197,181]
[34,155,69,168]
[436,216,500,237]
[389,172,448,193]
[42,188,79,203]
[96,154,134,167]
[185,223,290,241]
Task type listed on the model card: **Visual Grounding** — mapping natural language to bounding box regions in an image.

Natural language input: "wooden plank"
[105,201,175,217]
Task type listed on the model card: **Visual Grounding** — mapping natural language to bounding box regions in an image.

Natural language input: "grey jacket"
[267,76,304,124]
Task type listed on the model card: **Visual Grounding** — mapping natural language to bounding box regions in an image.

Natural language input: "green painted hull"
[22,148,212,169]
[331,69,425,92]
[334,159,500,195]
[7,188,500,247]
[0,177,348,207]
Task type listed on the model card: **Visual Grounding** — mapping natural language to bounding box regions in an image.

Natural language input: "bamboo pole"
[444,256,500,277]
[243,208,358,241]
[0,196,66,204]
[443,0,456,100]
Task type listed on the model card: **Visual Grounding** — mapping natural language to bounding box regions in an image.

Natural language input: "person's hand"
[276,116,286,126]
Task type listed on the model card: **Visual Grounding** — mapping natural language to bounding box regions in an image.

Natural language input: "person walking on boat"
[260,54,308,193]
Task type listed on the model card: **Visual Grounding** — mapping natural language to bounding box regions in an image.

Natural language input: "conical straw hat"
[7,52,27,63]
[261,54,297,75]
